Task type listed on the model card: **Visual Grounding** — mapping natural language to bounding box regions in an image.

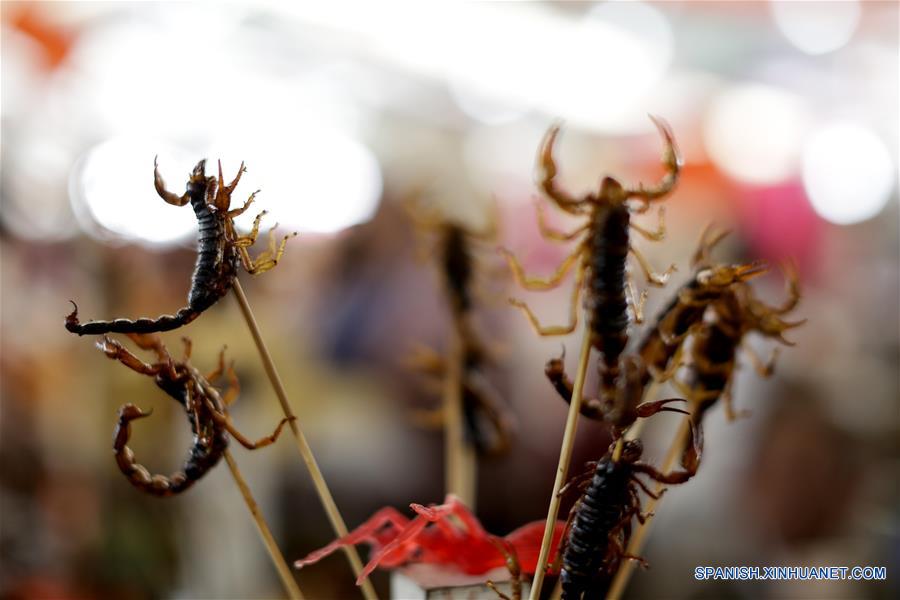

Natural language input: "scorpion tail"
[65,303,201,335]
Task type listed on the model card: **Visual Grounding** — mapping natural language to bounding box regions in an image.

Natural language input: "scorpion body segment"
[66,159,294,335]
[585,197,632,395]
[100,334,292,497]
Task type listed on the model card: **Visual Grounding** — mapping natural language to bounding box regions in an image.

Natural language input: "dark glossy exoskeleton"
[99,333,292,497]
[678,264,804,424]
[408,208,514,455]
[503,116,680,408]
[559,433,702,600]
[66,159,295,335]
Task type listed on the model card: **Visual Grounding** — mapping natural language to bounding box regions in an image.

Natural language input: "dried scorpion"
[502,117,680,412]
[557,431,702,600]
[66,159,295,335]
[99,333,292,496]
[676,260,805,424]
[408,206,514,455]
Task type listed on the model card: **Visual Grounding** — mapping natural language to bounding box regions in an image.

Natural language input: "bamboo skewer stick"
[529,329,594,600]
[606,416,691,600]
[231,280,378,600]
[224,450,304,600]
[443,323,477,506]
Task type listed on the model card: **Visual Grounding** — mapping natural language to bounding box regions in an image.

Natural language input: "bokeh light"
[770,0,860,55]
[802,122,894,225]
[71,137,198,245]
[703,83,809,184]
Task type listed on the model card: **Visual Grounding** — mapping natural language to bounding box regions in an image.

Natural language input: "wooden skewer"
[232,280,378,600]
[444,323,477,507]
[529,329,593,600]
[224,450,304,600]
[605,416,691,600]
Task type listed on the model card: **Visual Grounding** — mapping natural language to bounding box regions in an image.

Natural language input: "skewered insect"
[408,205,514,455]
[543,227,769,434]
[294,494,567,585]
[558,430,702,600]
[66,159,295,335]
[99,333,293,496]
[677,263,804,424]
[502,116,680,408]
[636,226,769,390]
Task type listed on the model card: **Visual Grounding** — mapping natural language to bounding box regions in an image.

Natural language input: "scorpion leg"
[153,157,190,206]
[629,245,676,287]
[774,261,802,314]
[220,361,240,406]
[537,124,590,215]
[226,190,259,219]
[499,244,582,291]
[625,115,682,201]
[535,200,589,243]
[629,206,667,242]
[634,419,703,485]
[720,378,751,422]
[201,394,294,450]
[232,211,267,248]
[97,336,161,376]
[405,343,447,376]
[743,345,780,378]
[625,273,647,324]
[464,371,515,454]
[691,223,731,268]
[486,538,522,600]
[239,225,297,275]
[206,346,228,382]
[509,265,584,336]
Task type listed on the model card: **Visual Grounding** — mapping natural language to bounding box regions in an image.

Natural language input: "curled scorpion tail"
[65,302,201,335]
[113,404,195,497]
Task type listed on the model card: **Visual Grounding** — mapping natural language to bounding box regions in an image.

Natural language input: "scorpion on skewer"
[408,205,514,455]
[556,429,702,600]
[99,333,293,497]
[66,159,296,335]
[502,116,681,412]
[676,259,805,425]
[544,227,771,435]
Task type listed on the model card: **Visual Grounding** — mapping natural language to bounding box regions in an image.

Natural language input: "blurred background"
[1,1,897,599]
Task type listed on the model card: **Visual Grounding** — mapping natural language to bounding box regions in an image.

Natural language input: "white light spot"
[770,0,860,55]
[802,123,894,225]
[704,84,810,184]
[206,125,382,235]
[71,138,198,245]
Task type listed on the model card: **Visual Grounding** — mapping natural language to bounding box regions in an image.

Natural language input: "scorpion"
[99,333,293,497]
[675,262,805,425]
[502,116,680,413]
[557,430,702,599]
[543,227,771,434]
[66,159,295,335]
[408,204,514,455]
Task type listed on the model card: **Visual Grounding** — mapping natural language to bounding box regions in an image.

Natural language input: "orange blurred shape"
[7,3,75,71]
